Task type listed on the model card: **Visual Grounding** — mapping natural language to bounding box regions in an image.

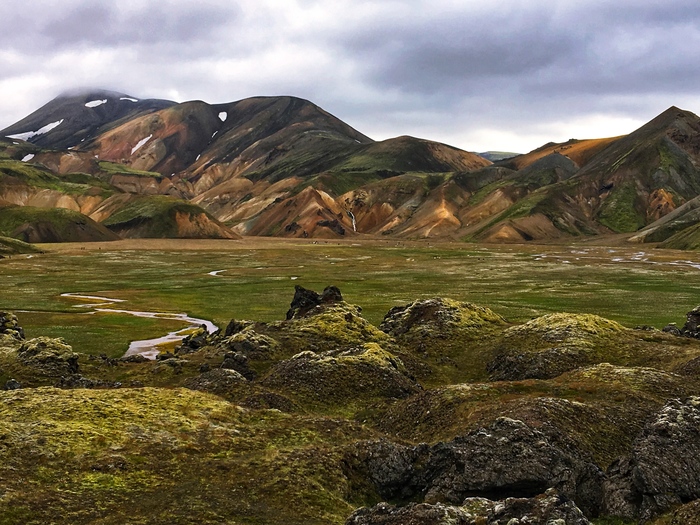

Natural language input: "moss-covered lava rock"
[262,343,421,410]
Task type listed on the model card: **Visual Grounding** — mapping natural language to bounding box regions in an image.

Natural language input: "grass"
[598,182,646,233]
[98,161,163,179]
[0,160,113,196]
[2,239,700,357]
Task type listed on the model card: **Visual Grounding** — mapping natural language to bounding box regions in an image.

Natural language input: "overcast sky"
[1,0,699,153]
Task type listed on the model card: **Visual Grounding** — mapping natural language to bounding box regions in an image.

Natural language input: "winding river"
[61,293,217,360]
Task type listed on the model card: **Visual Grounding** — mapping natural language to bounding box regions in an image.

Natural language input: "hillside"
[3,91,700,245]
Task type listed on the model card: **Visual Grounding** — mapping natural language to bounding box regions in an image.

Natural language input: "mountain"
[0,89,174,150]
[467,106,700,242]
[3,91,700,246]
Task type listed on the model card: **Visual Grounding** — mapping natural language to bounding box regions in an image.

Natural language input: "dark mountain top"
[0,89,175,150]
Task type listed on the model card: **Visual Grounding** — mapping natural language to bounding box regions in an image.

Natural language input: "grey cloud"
[40,1,241,49]
[1,0,700,153]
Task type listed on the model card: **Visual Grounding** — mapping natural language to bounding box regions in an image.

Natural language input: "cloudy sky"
[1,0,699,153]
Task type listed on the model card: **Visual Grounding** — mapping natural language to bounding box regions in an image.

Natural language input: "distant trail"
[61,292,217,360]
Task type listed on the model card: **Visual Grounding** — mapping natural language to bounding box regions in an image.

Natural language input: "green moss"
[98,161,163,179]
[467,180,511,206]
[598,182,646,233]
[0,160,112,196]
[102,195,217,237]
[505,313,625,342]
[0,387,375,525]
[0,235,40,255]
[284,302,390,350]
[0,205,101,240]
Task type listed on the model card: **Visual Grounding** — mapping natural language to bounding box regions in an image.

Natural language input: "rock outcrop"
[379,298,506,340]
[262,343,420,405]
[488,313,627,380]
[349,417,604,517]
[286,284,344,319]
[17,337,79,376]
[604,397,700,521]
[0,311,24,341]
[346,488,591,525]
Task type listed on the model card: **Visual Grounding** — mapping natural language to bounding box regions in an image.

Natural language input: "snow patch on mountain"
[219,112,227,122]
[85,99,107,108]
[6,119,65,141]
[131,134,153,155]
[21,154,35,162]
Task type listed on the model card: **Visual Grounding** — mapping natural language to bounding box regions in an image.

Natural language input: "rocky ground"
[2,287,700,524]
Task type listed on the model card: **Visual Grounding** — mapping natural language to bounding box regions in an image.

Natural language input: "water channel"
[60,293,217,360]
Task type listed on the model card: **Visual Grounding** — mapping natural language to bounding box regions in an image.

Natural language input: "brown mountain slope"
[504,136,623,170]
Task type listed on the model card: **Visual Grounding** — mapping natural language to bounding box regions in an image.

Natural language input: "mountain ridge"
[2,91,700,246]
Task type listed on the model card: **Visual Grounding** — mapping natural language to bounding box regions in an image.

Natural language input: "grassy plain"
[2,237,700,358]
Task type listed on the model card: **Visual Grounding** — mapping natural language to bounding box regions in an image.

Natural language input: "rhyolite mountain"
[2,91,700,245]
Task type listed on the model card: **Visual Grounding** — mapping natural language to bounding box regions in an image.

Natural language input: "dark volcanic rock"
[176,326,210,354]
[604,396,700,521]
[317,219,346,236]
[350,417,604,517]
[683,306,700,338]
[346,488,591,525]
[221,351,255,380]
[55,375,122,389]
[223,329,279,359]
[286,285,344,319]
[0,311,25,340]
[3,378,22,390]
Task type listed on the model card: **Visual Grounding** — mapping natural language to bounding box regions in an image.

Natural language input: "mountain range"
[2,89,700,247]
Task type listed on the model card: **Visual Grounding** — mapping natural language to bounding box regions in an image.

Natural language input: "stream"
[61,293,217,360]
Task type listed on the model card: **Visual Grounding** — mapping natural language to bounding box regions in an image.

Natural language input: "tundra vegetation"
[2,238,700,524]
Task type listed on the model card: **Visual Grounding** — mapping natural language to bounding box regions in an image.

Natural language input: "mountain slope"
[0,90,174,150]
[0,203,120,242]
[101,195,239,239]
[474,106,700,242]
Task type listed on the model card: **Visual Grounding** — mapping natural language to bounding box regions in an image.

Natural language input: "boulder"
[54,375,122,389]
[176,326,211,354]
[684,306,700,337]
[346,488,591,525]
[604,396,700,521]
[223,330,279,359]
[286,285,344,320]
[183,368,247,397]
[3,378,21,390]
[17,337,79,376]
[0,311,24,340]
[350,417,604,517]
